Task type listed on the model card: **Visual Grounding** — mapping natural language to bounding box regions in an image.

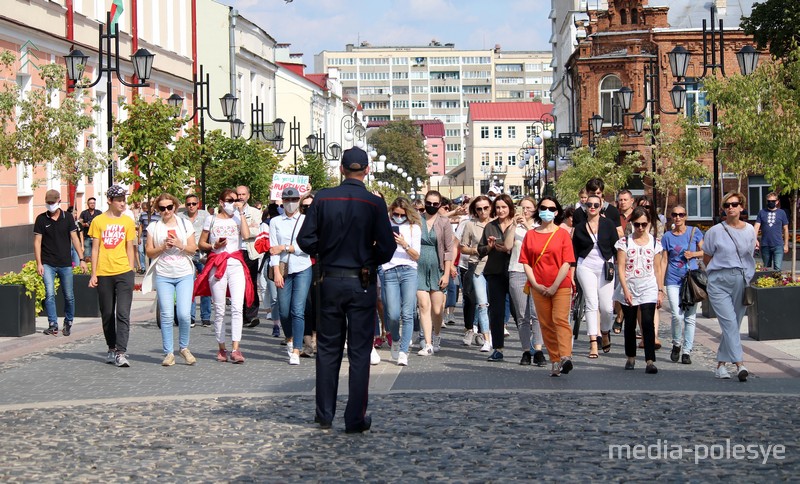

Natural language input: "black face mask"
[767,201,777,209]
[424,205,439,216]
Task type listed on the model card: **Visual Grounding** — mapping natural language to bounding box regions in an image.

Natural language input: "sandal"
[654,338,662,350]
[601,332,612,353]
[588,339,599,359]
[612,317,622,334]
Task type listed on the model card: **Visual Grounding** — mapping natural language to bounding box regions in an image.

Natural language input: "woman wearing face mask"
[520,197,576,376]
[144,193,198,366]
[270,187,313,365]
[416,190,455,356]
[195,188,253,363]
[300,192,319,357]
[477,194,517,362]
[380,197,421,366]
[507,197,546,366]
[458,195,493,352]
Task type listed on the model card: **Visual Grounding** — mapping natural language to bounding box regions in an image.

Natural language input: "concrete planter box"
[0,284,36,337]
[38,274,99,318]
[747,285,800,341]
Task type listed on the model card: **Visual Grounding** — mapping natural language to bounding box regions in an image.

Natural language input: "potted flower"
[747,272,800,340]
[0,261,44,336]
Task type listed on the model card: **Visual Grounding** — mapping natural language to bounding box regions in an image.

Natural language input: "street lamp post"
[166,65,238,208]
[65,11,155,189]
[270,117,328,176]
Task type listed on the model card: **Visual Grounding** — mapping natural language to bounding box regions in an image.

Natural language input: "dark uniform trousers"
[316,275,376,428]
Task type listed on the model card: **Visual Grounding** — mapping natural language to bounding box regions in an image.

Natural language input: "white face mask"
[223,202,235,216]
[46,202,59,213]
[284,201,300,214]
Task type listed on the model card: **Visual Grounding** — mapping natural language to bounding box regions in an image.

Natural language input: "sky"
[225,0,553,67]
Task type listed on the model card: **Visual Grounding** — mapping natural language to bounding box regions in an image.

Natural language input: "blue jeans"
[666,284,696,354]
[445,273,459,308]
[277,267,313,344]
[382,265,418,353]
[138,239,146,270]
[82,236,92,261]
[760,246,784,271]
[156,274,194,354]
[472,272,490,334]
[70,246,81,267]
[43,265,74,327]
[191,259,212,321]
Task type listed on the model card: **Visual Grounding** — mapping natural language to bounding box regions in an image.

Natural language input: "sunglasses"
[586,202,601,209]
[671,212,686,218]
[639,204,651,208]
[539,206,558,212]
[632,222,648,228]
[417,208,425,213]
[223,198,236,203]
[475,206,491,212]
[723,202,741,209]
[157,204,174,212]
[185,202,198,207]
[425,201,440,208]
[391,212,406,217]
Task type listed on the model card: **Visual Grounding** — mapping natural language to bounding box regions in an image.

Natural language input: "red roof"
[277,62,305,77]
[305,73,328,91]
[366,119,445,138]
[469,102,553,121]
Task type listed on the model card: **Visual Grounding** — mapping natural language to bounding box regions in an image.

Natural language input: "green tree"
[555,136,642,204]
[741,0,800,60]
[368,120,429,193]
[203,131,280,204]
[0,51,104,197]
[297,152,336,191]
[705,47,800,276]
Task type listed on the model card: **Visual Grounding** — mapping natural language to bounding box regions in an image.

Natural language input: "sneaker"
[246,318,260,328]
[390,342,400,361]
[386,333,393,348]
[179,348,196,365]
[462,329,474,346]
[715,365,731,379]
[670,345,681,362]
[106,350,116,364]
[551,362,561,377]
[191,318,197,328]
[115,354,130,367]
[487,349,504,362]
[373,336,384,349]
[271,324,281,337]
[560,358,574,374]
[43,326,58,336]
[446,319,456,326]
[503,326,510,337]
[62,323,72,337]
[280,338,288,346]
[681,354,692,365]
[533,350,546,367]
[519,350,532,366]
[370,347,381,365]
[216,349,228,362]
[417,344,434,356]
[397,352,408,366]
[289,353,300,365]
[432,334,442,353]
[474,334,485,346]
[479,341,492,352]
[737,365,749,382]
[287,342,294,357]
[162,353,175,366]
[645,363,658,374]
[230,350,245,364]
[202,319,212,327]
[624,360,635,370]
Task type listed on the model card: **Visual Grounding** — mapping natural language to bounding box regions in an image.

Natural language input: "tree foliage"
[741,0,800,60]
[369,120,429,193]
[0,51,104,190]
[555,136,642,204]
[297,152,336,191]
[203,131,280,204]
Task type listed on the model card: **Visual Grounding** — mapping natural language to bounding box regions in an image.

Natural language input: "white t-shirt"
[383,222,422,271]
[203,214,242,255]
[146,218,195,278]
[578,234,607,272]
[614,233,663,306]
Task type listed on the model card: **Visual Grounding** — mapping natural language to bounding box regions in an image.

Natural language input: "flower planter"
[0,284,36,337]
[747,285,800,340]
[38,274,100,318]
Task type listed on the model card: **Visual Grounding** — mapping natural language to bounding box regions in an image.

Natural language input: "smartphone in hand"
[391,226,400,235]
[167,229,177,239]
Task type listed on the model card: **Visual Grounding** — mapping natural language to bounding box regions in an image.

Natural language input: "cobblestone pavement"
[1,309,799,481]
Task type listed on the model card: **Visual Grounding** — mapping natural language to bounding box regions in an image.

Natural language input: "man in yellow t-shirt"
[88,185,137,367]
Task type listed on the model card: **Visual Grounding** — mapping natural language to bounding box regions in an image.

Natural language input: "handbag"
[267,215,301,281]
[586,219,615,281]
[721,223,754,307]
[678,227,708,309]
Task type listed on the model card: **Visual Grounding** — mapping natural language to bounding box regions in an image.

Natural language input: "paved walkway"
[1,287,798,481]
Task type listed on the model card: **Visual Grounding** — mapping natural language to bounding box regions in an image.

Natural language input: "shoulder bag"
[587,220,614,281]
[267,216,301,281]
[678,227,708,310]
[721,223,754,306]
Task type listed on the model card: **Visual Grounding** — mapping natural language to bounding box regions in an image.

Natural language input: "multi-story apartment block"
[315,43,553,179]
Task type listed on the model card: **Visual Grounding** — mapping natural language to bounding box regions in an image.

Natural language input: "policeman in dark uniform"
[297,147,396,433]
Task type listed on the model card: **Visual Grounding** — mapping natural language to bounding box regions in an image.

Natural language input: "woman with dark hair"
[615,206,664,374]
[634,195,665,349]
[477,194,518,361]
[458,195,493,351]
[520,196,575,376]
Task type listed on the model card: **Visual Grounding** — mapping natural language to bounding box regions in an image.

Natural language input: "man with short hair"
[572,177,623,236]
[754,192,789,271]
[297,148,396,433]
[180,194,212,327]
[34,190,87,336]
[236,185,264,327]
[617,189,635,234]
[79,197,99,262]
[89,185,137,367]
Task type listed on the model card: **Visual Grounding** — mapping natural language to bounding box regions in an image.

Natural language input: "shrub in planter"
[748,273,800,340]
[0,261,43,337]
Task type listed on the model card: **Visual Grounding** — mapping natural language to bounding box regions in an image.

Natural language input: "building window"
[685,78,711,124]
[526,126,534,139]
[480,126,489,139]
[507,153,516,165]
[481,152,490,167]
[446,143,461,152]
[631,9,639,24]
[599,75,623,126]
[507,126,516,138]
[621,9,627,25]
[494,152,504,168]
[494,126,502,139]
[748,176,772,219]
[445,128,460,137]
[686,183,712,220]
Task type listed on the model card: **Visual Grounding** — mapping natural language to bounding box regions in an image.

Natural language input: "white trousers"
[210,258,246,344]
[575,263,615,336]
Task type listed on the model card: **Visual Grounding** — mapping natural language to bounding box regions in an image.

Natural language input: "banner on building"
[270,174,310,201]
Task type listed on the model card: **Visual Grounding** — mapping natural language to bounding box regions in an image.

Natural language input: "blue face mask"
[539,210,556,222]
